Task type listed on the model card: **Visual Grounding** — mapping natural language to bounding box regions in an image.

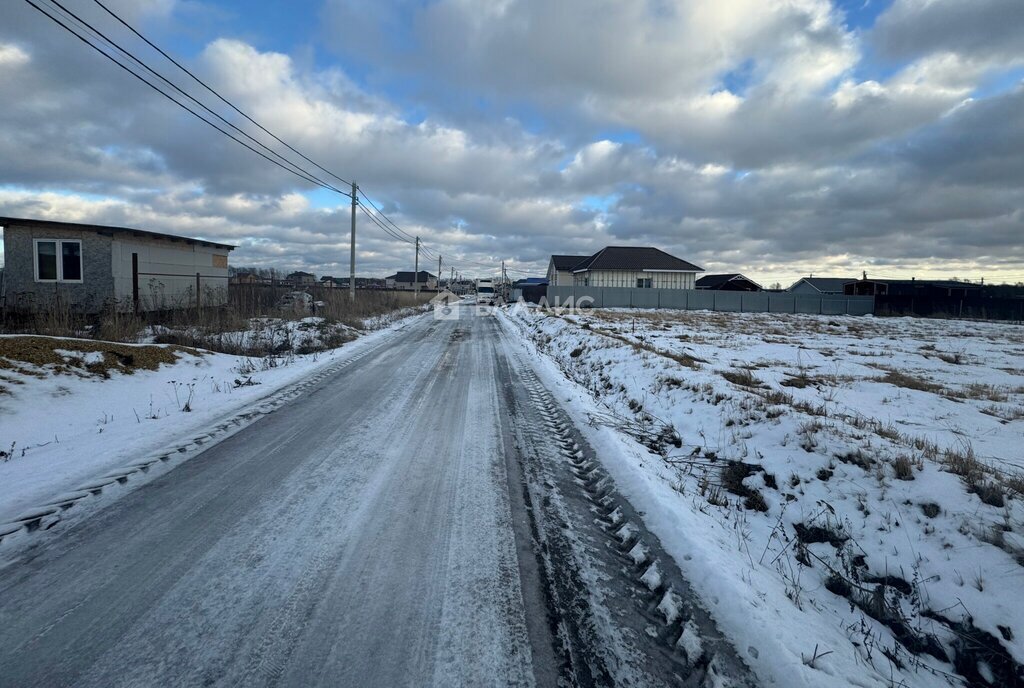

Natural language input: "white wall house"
[570,246,703,289]
[546,255,588,286]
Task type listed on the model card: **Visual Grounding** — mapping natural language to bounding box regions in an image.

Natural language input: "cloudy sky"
[1,0,1022,284]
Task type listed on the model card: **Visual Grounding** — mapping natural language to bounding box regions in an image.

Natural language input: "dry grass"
[0,335,184,380]
[879,369,945,394]
[721,368,763,388]
[4,288,417,357]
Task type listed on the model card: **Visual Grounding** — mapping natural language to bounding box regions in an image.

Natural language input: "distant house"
[696,273,762,292]
[449,279,475,295]
[385,271,437,290]
[0,216,233,312]
[845,278,982,298]
[230,272,262,286]
[286,271,316,286]
[319,276,337,288]
[512,277,549,304]
[787,277,856,295]
[570,246,703,289]
[547,255,589,286]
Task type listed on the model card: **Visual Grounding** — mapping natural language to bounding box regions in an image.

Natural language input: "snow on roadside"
[501,304,1024,688]
[0,310,425,524]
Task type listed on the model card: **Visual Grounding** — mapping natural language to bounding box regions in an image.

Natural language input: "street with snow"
[1,302,1022,687]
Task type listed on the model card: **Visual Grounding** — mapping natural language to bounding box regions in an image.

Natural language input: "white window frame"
[33,238,83,283]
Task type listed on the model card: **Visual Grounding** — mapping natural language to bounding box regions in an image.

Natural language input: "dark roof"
[696,273,763,289]
[514,277,549,286]
[288,271,315,278]
[386,271,436,281]
[787,277,856,293]
[857,278,982,289]
[550,254,589,271]
[572,246,703,273]
[0,216,235,250]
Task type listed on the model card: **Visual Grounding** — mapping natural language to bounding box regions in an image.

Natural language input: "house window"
[637,278,652,288]
[34,239,83,282]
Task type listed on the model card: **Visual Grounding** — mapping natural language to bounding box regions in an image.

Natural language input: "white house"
[570,246,703,289]
[546,255,589,286]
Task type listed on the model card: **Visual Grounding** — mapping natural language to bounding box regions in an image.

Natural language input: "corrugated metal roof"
[550,254,589,270]
[572,246,703,273]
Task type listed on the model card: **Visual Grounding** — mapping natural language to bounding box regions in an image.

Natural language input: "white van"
[476,279,496,305]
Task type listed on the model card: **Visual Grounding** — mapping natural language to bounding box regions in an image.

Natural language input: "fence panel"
[600,287,633,308]
[631,289,660,308]
[686,290,715,311]
[741,292,770,312]
[542,287,874,316]
[660,290,688,309]
[713,291,742,312]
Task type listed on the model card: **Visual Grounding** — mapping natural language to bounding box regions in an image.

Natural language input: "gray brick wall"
[2,223,115,312]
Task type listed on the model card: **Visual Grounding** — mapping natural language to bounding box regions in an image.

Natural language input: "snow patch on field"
[502,305,1024,688]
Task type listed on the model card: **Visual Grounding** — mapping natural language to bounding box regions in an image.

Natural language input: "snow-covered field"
[0,311,423,525]
[502,305,1024,688]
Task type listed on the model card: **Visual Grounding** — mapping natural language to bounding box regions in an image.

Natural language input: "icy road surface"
[0,304,748,687]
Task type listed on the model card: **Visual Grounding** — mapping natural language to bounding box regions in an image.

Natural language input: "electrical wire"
[23,0,344,195]
[28,0,541,278]
[89,0,353,189]
[40,0,349,197]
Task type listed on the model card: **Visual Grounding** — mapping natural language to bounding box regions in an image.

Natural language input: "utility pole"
[501,260,505,302]
[349,181,358,301]
[438,254,442,293]
[414,236,420,298]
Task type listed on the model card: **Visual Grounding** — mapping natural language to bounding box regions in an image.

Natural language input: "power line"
[357,189,417,243]
[357,203,414,244]
[28,0,537,279]
[23,0,344,195]
[88,0,352,189]
[39,0,349,198]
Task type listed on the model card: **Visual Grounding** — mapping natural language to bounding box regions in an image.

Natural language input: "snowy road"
[0,304,747,687]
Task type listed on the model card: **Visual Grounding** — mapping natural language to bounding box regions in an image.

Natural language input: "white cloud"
[1,1,1022,285]
[0,43,29,69]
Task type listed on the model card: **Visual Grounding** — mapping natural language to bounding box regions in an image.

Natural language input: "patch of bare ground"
[0,336,186,380]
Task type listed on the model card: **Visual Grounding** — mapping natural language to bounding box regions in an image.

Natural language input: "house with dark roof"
[787,277,856,295]
[385,271,437,290]
[696,273,763,292]
[547,255,589,286]
[0,216,234,313]
[286,271,316,286]
[569,246,703,289]
[844,278,982,298]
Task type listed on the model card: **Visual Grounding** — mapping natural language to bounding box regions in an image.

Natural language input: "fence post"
[196,272,201,309]
[131,252,139,312]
